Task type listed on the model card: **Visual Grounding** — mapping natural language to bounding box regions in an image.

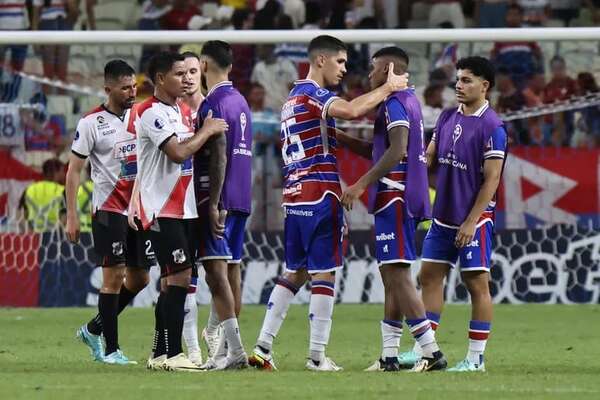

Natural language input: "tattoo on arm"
[208,133,227,208]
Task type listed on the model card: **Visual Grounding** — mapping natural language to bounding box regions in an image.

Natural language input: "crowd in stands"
[1,1,599,230]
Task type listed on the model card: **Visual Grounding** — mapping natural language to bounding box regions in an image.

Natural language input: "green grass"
[1,304,599,400]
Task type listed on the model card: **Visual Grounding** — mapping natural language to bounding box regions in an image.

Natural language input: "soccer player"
[418,56,507,372]
[248,35,408,372]
[67,60,150,365]
[134,51,227,372]
[179,50,205,366]
[339,46,447,372]
[194,40,251,370]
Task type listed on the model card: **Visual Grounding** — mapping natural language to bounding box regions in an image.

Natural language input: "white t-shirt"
[135,97,197,226]
[250,58,298,112]
[71,104,137,215]
[0,0,29,30]
[33,0,67,20]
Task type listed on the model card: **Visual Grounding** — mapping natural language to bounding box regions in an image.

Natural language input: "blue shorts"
[284,194,344,274]
[421,220,493,271]
[198,210,248,264]
[374,200,417,265]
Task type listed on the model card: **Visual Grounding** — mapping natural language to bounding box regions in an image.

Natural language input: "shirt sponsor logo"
[286,208,313,217]
[233,147,252,156]
[438,156,467,171]
[452,124,462,145]
[283,183,302,196]
[97,115,105,124]
[316,88,329,97]
[376,232,396,241]
[101,128,116,136]
[466,239,480,247]
[114,139,136,159]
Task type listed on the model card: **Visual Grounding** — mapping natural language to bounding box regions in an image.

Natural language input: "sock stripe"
[406,319,431,338]
[425,311,441,324]
[382,319,402,328]
[311,286,335,296]
[276,278,300,294]
[311,280,335,289]
[469,320,491,331]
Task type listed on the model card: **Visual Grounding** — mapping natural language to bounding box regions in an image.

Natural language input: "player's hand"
[201,110,228,137]
[127,196,140,231]
[209,205,227,239]
[341,183,366,211]
[65,213,80,243]
[455,220,477,248]
[386,62,409,92]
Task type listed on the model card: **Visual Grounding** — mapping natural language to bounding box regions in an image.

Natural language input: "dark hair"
[372,46,409,67]
[181,51,200,61]
[42,159,64,178]
[276,13,294,29]
[305,1,321,25]
[147,51,185,84]
[577,72,599,93]
[424,84,444,99]
[308,35,347,58]
[507,3,523,14]
[232,8,251,30]
[456,56,496,89]
[104,59,135,82]
[200,40,233,69]
[550,55,566,67]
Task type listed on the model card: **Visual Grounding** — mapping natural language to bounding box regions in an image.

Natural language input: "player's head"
[147,51,187,98]
[455,56,495,106]
[200,40,233,91]
[308,35,348,86]
[369,46,409,90]
[506,3,523,27]
[550,55,567,79]
[181,51,201,96]
[42,158,66,184]
[104,59,137,110]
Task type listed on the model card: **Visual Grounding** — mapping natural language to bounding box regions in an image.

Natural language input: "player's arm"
[336,129,372,159]
[65,153,85,243]
[426,137,437,169]
[341,126,408,210]
[328,63,408,120]
[207,132,227,238]
[127,174,141,231]
[161,110,228,163]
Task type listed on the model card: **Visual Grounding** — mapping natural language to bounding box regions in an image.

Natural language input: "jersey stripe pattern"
[281,79,341,206]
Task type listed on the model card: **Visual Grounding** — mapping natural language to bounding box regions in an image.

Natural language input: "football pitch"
[1,304,599,400]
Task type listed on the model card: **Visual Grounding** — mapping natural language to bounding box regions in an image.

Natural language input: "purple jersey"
[369,89,430,219]
[432,101,507,227]
[195,81,252,213]
[281,79,341,206]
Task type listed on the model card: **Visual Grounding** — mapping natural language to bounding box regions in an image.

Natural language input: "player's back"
[370,89,430,219]
[281,79,341,206]
[195,81,252,213]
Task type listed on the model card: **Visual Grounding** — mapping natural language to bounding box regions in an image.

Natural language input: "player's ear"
[104,85,111,96]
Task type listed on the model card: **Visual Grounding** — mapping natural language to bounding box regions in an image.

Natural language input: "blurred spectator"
[283,0,306,28]
[254,0,281,29]
[138,0,172,73]
[522,72,546,143]
[303,1,325,28]
[550,0,581,26]
[475,0,509,27]
[21,158,65,232]
[248,83,279,156]
[491,4,543,88]
[422,84,444,130]
[250,45,297,112]
[32,0,80,93]
[496,70,530,144]
[0,0,29,101]
[274,14,310,79]
[585,0,600,24]
[433,23,460,80]
[221,0,249,10]
[344,0,386,29]
[428,0,466,28]
[543,55,576,145]
[162,0,200,30]
[327,0,352,28]
[574,72,600,146]
[428,68,458,108]
[21,93,67,154]
[517,0,550,26]
[229,8,255,95]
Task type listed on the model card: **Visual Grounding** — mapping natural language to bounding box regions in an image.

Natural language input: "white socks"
[256,279,298,351]
[182,292,200,353]
[308,281,335,363]
[381,320,402,359]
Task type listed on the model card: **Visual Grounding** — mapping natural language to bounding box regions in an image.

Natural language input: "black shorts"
[91,210,154,269]
[149,217,200,277]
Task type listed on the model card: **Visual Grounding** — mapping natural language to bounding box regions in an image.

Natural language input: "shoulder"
[137,97,160,118]
[481,107,503,130]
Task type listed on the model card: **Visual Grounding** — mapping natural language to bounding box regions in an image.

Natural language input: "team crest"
[315,88,328,97]
[112,241,124,256]
[97,115,105,124]
[452,124,462,145]
[154,118,165,129]
[172,248,186,264]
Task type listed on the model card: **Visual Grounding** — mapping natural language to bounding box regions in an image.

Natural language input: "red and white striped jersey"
[281,79,341,206]
[135,97,197,227]
[71,104,138,215]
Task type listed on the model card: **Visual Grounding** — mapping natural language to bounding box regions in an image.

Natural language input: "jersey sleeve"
[484,126,507,160]
[384,97,410,131]
[139,107,175,149]
[309,88,340,120]
[71,118,95,158]
[198,99,222,127]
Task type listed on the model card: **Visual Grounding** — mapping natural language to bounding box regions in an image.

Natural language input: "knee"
[169,268,192,288]
[206,271,228,294]
[126,270,149,293]
[103,268,126,291]
[466,280,491,302]
[419,266,445,289]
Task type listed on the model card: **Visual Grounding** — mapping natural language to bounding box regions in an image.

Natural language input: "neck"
[305,69,325,88]
[183,90,204,111]
[154,87,177,105]
[104,101,125,117]
[461,97,486,116]
[206,73,230,94]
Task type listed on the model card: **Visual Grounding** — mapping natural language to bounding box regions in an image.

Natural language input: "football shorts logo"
[172,248,186,264]
[112,241,124,256]
[154,118,165,129]
[97,115,105,124]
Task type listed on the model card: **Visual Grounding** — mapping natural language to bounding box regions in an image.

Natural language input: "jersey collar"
[207,80,233,97]
[294,78,321,88]
[457,100,489,117]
